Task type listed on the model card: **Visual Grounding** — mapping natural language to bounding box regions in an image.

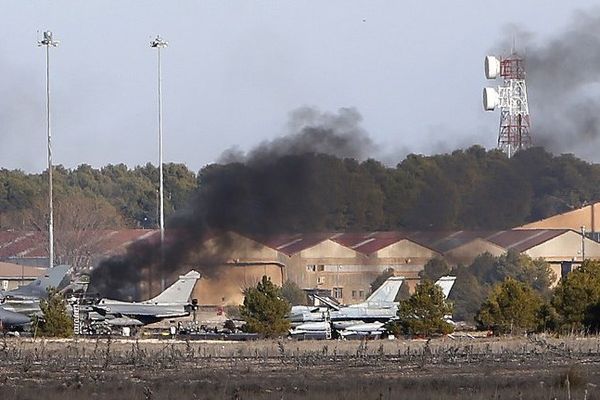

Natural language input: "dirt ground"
[2,335,600,399]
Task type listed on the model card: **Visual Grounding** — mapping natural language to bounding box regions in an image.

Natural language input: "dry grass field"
[2,335,600,399]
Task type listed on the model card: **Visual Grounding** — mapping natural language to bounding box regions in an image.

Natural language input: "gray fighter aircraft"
[91,270,201,326]
[0,265,72,330]
[0,264,71,301]
[290,276,456,338]
[0,307,31,330]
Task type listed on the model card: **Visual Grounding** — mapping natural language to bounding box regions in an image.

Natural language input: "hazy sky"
[1,1,599,172]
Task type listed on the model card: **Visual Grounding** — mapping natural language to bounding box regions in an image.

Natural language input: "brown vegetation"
[1,336,600,399]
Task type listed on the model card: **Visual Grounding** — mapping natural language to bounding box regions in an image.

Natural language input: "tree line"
[2,146,600,233]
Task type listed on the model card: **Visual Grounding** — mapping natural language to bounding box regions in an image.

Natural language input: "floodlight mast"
[483,53,532,158]
[151,35,168,292]
[38,31,59,269]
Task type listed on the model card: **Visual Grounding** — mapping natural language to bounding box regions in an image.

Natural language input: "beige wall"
[193,264,284,305]
[445,239,506,265]
[200,232,280,262]
[375,239,438,262]
[520,203,600,232]
[524,231,600,262]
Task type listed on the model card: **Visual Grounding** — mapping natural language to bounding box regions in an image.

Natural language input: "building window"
[306,264,316,272]
[352,290,357,299]
[317,265,325,272]
[317,276,325,285]
[1,280,8,291]
[359,290,364,299]
[333,287,343,299]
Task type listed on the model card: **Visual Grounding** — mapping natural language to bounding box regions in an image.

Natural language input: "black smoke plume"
[220,106,376,164]
[497,10,600,159]
[89,107,375,299]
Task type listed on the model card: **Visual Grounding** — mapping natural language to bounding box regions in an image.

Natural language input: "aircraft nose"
[0,310,30,327]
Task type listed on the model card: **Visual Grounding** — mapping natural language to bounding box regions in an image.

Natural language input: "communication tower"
[483,52,532,157]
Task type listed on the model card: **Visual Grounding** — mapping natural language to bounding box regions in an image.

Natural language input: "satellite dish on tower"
[483,87,499,111]
[485,56,501,79]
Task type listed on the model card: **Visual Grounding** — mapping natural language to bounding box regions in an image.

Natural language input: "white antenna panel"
[483,87,499,111]
[485,56,501,79]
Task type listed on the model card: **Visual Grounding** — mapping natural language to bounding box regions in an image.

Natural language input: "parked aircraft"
[289,275,456,338]
[289,276,405,325]
[0,265,72,330]
[0,307,31,330]
[91,270,201,326]
[0,264,71,301]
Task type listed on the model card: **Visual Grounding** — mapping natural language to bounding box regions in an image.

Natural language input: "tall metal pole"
[39,31,59,269]
[151,35,168,291]
[581,225,586,262]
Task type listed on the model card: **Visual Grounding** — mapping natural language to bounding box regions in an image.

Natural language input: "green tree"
[475,278,543,335]
[281,280,307,305]
[552,260,600,332]
[370,268,395,293]
[394,280,454,337]
[449,252,554,324]
[240,276,290,337]
[419,257,451,281]
[36,288,73,337]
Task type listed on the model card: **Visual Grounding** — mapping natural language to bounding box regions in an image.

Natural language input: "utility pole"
[38,31,59,269]
[151,35,168,292]
[582,225,586,262]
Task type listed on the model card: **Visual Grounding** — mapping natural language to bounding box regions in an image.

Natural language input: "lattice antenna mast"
[483,52,532,157]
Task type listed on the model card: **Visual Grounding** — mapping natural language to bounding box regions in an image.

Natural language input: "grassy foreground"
[1,335,600,399]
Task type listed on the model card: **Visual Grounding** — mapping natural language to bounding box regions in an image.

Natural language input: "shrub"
[239,276,290,337]
[475,278,543,335]
[394,280,454,337]
[35,288,73,337]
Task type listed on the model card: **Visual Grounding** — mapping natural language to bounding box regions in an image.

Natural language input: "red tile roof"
[0,229,160,259]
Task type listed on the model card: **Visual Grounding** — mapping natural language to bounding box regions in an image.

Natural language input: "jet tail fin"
[5,264,71,299]
[365,276,404,304]
[435,276,456,299]
[146,270,200,304]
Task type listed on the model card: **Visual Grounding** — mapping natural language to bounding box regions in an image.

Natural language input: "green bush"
[394,280,454,337]
[240,276,290,337]
[475,278,543,335]
[280,280,307,305]
[552,260,600,332]
[35,288,73,338]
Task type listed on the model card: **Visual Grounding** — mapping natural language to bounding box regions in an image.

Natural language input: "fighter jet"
[0,264,71,301]
[0,307,31,330]
[290,275,456,338]
[91,270,201,326]
[289,276,405,325]
[0,265,72,330]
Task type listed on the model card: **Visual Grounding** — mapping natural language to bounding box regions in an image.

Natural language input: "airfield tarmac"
[1,336,600,399]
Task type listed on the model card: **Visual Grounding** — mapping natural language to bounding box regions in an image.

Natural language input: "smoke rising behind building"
[89,107,377,299]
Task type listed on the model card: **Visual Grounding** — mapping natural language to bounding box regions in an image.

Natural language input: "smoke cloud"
[220,107,376,164]
[89,106,375,299]
[497,10,600,158]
